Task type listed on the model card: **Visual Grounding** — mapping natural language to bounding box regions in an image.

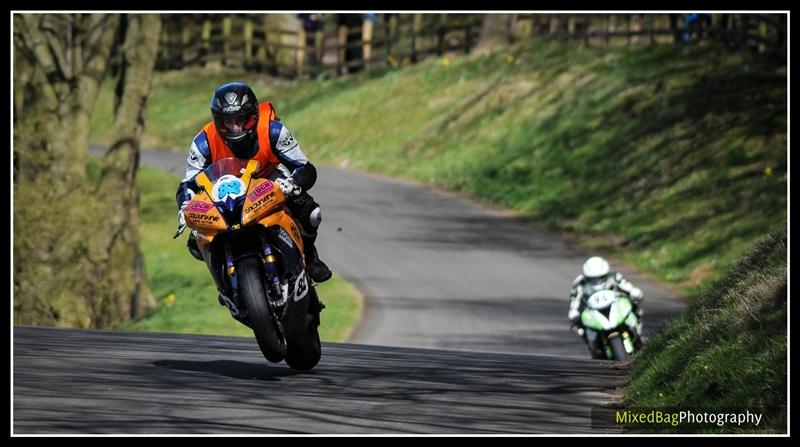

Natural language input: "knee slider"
[309,206,322,228]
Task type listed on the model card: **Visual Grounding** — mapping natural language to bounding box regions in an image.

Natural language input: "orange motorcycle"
[174,158,322,371]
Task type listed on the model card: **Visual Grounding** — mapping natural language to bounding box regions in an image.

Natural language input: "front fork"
[260,241,285,309]
[217,237,282,327]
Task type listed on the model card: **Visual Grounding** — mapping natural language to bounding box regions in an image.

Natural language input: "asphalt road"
[13,147,688,434]
[13,326,626,434]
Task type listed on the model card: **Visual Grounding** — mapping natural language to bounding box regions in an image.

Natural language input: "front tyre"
[608,334,629,361]
[238,256,286,362]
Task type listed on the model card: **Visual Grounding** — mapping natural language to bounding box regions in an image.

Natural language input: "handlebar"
[173,223,186,239]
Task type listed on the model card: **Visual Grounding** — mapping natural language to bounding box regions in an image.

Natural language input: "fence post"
[549,15,559,37]
[670,14,681,43]
[568,16,576,40]
[201,16,211,66]
[437,13,447,55]
[180,19,191,68]
[583,14,590,46]
[411,14,421,63]
[254,18,266,71]
[626,14,632,46]
[464,17,475,54]
[337,23,346,76]
[363,17,374,67]
[314,29,324,74]
[297,29,305,77]
[222,16,232,66]
[244,17,253,68]
[385,15,394,64]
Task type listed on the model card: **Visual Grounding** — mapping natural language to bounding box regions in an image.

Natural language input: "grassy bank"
[285,41,786,301]
[625,227,787,433]
[116,165,363,342]
[92,39,786,302]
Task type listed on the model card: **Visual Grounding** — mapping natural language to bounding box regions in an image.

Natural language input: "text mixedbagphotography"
[592,407,767,430]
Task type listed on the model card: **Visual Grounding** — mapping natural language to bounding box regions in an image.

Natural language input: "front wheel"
[608,334,628,361]
[238,256,286,362]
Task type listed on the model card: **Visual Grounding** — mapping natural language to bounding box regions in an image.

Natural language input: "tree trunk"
[14,13,121,328]
[14,14,120,180]
[93,14,161,325]
[477,14,513,52]
[13,13,159,328]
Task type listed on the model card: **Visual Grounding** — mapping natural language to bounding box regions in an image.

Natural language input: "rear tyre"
[285,320,321,371]
[238,256,286,362]
[609,335,629,361]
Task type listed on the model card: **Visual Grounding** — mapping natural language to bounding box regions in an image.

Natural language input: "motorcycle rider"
[176,82,332,307]
[568,256,644,354]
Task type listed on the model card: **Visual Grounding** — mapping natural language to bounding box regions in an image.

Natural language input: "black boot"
[303,234,332,283]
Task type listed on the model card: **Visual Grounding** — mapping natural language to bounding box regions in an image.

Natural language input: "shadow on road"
[153,359,302,381]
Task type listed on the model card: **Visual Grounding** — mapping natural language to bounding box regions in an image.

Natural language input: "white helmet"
[582,256,610,288]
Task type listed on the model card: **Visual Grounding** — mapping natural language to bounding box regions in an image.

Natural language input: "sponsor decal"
[222,105,241,113]
[293,271,308,301]
[187,201,214,213]
[188,213,220,223]
[247,181,275,202]
[217,180,242,199]
[244,191,276,214]
[224,92,238,104]
[277,228,294,248]
[212,176,246,202]
[279,131,296,149]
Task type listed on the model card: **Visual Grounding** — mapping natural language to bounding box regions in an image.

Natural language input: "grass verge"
[625,227,787,433]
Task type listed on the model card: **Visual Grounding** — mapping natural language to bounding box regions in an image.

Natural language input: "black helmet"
[210,82,260,157]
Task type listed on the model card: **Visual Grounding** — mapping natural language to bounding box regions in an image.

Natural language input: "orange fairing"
[243,178,304,253]
[242,178,285,226]
[183,196,226,235]
[259,210,305,255]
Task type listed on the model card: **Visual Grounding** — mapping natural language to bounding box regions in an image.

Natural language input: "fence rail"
[154,13,786,78]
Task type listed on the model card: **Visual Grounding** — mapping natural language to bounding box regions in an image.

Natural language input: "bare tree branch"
[40,16,72,81]
[81,14,120,79]
[14,15,61,109]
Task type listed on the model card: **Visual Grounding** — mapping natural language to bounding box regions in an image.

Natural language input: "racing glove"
[177,190,196,227]
[276,177,302,197]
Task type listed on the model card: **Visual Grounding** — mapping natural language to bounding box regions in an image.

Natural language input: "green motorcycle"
[580,289,642,360]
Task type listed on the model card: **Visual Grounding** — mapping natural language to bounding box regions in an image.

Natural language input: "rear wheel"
[609,334,629,360]
[285,288,323,371]
[237,256,286,362]
[285,321,321,371]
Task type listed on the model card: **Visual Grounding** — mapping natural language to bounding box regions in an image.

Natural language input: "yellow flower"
[506,55,514,64]
[164,294,176,305]
[763,166,773,176]
[442,57,450,67]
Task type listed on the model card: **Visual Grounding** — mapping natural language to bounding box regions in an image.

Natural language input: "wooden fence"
[519,14,786,57]
[155,13,787,78]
